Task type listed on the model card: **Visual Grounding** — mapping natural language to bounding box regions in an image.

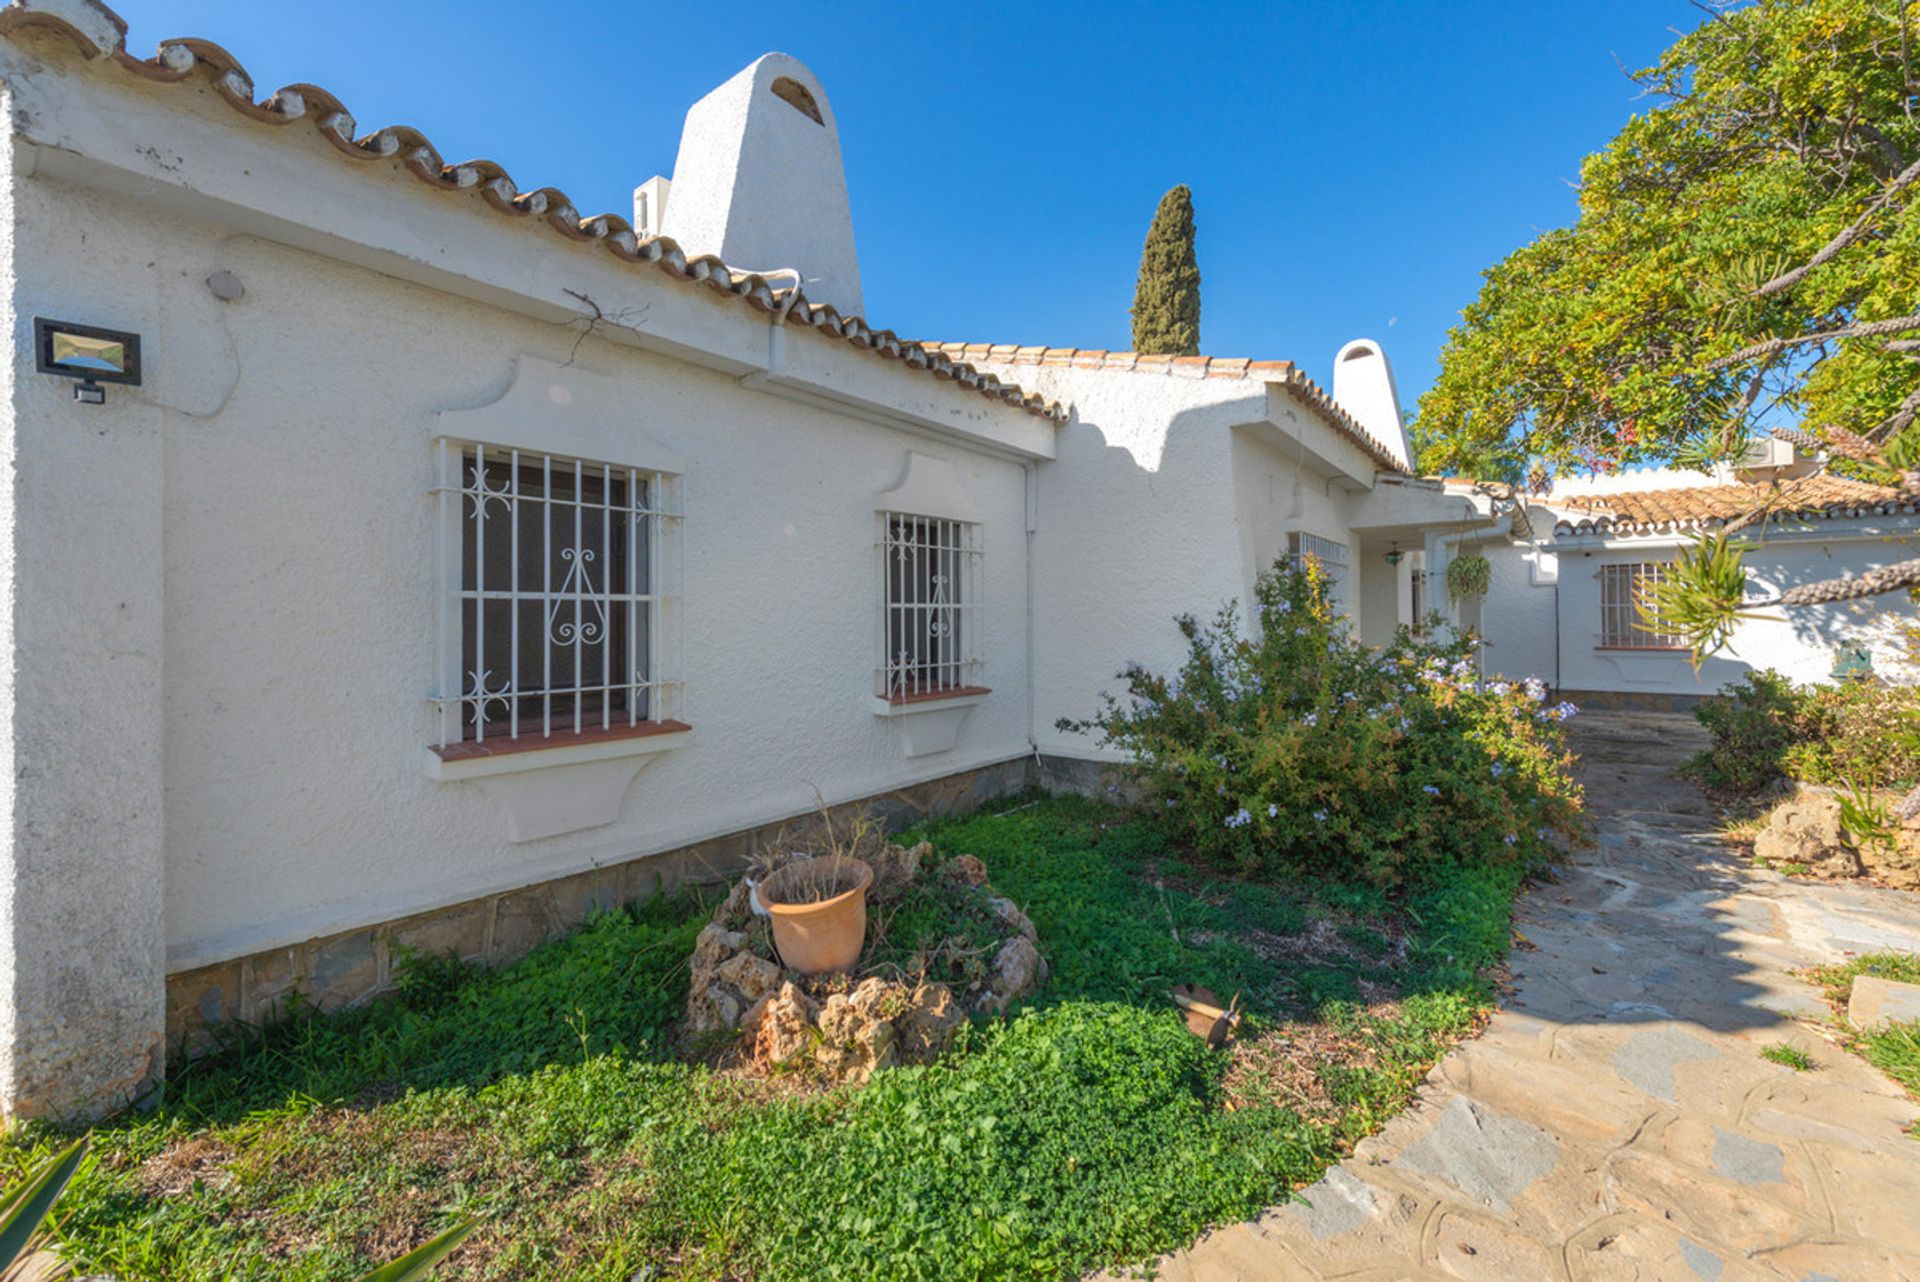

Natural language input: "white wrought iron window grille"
[877,513,983,700]
[432,440,682,750]
[1599,562,1684,649]
[1286,530,1349,579]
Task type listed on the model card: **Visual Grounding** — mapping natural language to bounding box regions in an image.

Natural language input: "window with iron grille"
[1599,562,1684,649]
[433,441,680,749]
[878,513,982,700]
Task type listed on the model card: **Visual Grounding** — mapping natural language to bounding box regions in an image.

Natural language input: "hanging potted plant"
[754,855,874,974]
[1446,552,1491,600]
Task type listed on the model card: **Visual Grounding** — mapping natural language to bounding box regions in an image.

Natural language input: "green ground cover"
[1808,952,1920,1111]
[2,796,1523,1281]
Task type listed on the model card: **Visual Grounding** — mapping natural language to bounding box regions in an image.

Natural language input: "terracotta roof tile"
[0,2,1067,425]
[1550,476,1917,534]
[921,344,1406,473]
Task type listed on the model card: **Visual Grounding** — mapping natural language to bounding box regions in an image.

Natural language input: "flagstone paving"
[1122,710,1920,1281]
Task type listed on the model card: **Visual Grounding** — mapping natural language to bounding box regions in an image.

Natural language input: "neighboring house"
[1442,443,1920,701]
[0,1,1465,1117]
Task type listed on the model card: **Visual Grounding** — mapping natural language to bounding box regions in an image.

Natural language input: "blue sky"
[115,1,1706,407]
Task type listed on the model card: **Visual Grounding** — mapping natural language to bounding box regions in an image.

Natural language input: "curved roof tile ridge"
[921,342,1407,474]
[0,0,1066,425]
[1548,476,1916,534]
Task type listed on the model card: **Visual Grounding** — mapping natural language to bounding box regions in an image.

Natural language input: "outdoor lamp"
[34,317,141,404]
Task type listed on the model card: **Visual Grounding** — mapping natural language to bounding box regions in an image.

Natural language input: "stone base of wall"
[166,755,1046,1051]
[1559,688,1718,713]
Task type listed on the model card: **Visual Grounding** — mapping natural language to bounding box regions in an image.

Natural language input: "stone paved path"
[1125,710,1920,1281]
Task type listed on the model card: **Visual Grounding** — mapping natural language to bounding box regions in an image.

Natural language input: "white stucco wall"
[9,165,1043,985]
[1475,524,1920,696]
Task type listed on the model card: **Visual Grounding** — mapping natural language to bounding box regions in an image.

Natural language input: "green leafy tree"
[1418,0,1920,693]
[1131,185,1202,355]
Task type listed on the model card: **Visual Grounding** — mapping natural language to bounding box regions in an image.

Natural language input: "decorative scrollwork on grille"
[547,546,608,646]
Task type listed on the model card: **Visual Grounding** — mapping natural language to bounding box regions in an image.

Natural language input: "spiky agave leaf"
[352,1220,478,1282]
[1640,532,1766,663]
[0,1139,86,1276]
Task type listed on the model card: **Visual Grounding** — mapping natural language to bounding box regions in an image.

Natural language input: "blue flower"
[1421,784,1441,796]
[1312,809,1329,823]
[1267,803,1279,817]
[1491,761,1506,778]
[1302,712,1318,728]
[1503,833,1518,846]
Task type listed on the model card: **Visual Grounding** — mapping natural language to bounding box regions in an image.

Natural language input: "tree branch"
[1754,155,1920,298]
[1710,313,1920,368]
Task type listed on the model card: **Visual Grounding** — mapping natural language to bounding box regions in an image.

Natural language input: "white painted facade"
[0,1,1484,1117]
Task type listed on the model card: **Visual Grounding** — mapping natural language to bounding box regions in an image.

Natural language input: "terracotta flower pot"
[753,856,874,975]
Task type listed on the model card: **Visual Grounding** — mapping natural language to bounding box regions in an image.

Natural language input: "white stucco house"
[5,0,1905,1122]
[1436,445,1920,701]
[0,0,1484,1118]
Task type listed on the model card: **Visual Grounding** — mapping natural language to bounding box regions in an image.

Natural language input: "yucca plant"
[0,1138,86,1281]
[0,1136,475,1281]
[1641,532,1760,663]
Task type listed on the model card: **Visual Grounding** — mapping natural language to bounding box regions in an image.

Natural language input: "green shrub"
[1784,680,1920,790]
[1687,670,1920,796]
[1058,560,1584,888]
[1685,669,1815,795]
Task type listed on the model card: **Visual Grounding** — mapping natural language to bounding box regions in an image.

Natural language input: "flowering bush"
[1058,561,1585,888]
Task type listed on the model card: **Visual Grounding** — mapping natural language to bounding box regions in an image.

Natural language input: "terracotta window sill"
[426,719,692,782]
[883,685,992,707]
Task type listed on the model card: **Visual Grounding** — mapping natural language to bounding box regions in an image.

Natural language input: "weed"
[1760,1043,1815,1071]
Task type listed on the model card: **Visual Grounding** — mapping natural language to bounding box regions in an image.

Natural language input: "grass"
[1760,1043,1816,1071]
[1805,951,1920,1120]
[4,795,1524,1281]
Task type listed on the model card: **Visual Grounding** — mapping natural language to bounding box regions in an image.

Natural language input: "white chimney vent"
[633,176,671,239]
[659,54,863,317]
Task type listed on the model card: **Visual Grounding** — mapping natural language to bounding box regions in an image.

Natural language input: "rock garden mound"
[1753,783,1920,890]
[684,839,1047,1083]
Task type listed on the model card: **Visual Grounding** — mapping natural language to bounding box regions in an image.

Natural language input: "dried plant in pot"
[751,803,883,975]
[754,855,874,975]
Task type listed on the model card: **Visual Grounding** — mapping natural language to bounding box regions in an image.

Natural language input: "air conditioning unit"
[1739,435,1797,469]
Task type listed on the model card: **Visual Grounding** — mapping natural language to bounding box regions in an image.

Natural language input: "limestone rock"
[716,950,782,1004]
[1754,793,1863,878]
[988,896,1038,942]
[977,936,1044,1014]
[1848,975,1920,1031]
[815,978,900,1082]
[868,841,929,904]
[1873,828,1920,891]
[896,983,964,1060]
[950,854,989,886]
[754,982,820,1066]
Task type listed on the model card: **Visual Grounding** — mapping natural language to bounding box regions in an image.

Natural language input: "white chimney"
[1332,339,1412,471]
[632,176,671,239]
[658,54,864,317]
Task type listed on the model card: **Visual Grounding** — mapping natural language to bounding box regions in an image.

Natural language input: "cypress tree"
[1130,185,1201,356]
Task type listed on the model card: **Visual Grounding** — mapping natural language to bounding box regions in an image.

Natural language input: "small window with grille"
[1599,562,1685,649]
[878,513,983,701]
[433,441,681,754]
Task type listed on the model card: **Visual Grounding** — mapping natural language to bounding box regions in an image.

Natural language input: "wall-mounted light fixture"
[34,317,141,404]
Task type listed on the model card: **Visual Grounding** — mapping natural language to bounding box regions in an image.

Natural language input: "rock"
[1872,829,1920,891]
[977,936,1044,1014]
[988,897,1038,942]
[715,950,782,1004]
[1754,793,1864,878]
[754,982,819,1066]
[868,841,928,904]
[895,983,964,1060]
[950,854,989,886]
[816,978,900,1082]
[1848,976,1920,1031]
[687,985,741,1035]
[691,923,745,972]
